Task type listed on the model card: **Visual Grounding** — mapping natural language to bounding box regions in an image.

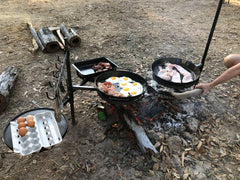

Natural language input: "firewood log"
[123,114,158,154]
[37,27,60,53]
[27,22,45,52]
[59,24,81,47]
[0,66,18,114]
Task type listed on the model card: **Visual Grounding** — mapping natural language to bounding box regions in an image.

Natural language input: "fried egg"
[119,76,132,83]
[120,87,130,97]
[129,89,142,96]
[119,82,131,89]
[131,82,143,91]
[105,76,119,84]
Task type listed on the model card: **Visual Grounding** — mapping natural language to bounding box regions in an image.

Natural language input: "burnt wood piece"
[27,22,45,52]
[59,24,81,47]
[37,27,60,53]
[0,66,18,114]
[123,113,158,154]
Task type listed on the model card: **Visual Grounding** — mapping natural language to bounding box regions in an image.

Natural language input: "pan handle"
[116,67,133,72]
[200,0,224,72]
[72,85,98,91]
[171,89,203,99]
[196,63,203,71]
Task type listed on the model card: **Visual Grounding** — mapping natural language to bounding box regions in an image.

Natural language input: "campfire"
[98,71,204,154]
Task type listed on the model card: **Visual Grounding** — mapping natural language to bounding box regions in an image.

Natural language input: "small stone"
[134,170,143,177]
[149,170,155,176]
[168,136,182,154]
[153,163,159,171]
[195,172,207,180]
[186,117,199,133]
[171,154,181,171]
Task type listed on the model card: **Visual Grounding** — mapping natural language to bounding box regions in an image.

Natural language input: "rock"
[153,163,159,170]
[195,172,207,180]
[147,130,161,141]
[134,170,143,178]
[182,132,199,146]
[168,136,182,154]
[149,169,155,176]
[183,132,194,141]
[186,117,199,133]
[171,154,182,172]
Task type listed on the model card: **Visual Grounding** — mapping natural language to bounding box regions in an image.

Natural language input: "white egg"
[119,76,132,83]
[120,87,131,97]
[105,76,119,84]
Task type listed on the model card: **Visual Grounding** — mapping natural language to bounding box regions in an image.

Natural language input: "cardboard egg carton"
[10,111,62,156]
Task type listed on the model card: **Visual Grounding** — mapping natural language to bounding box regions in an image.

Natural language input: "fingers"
[195,83,209,95]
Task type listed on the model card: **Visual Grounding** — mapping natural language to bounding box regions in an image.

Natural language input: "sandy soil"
[0,0,239,179]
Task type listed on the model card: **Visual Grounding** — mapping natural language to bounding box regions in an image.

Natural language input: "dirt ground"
[0,0,240,179]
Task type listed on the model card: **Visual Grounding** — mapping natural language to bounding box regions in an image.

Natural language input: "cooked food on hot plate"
[98,81,124,97]
[119,76,132,83]
[92,62,112,72]
[182,73,193,83]
[98,76,144,97]
[105,76,119,84]
[171,70,181,83]
[120,87,131,97]
[157,63,193,83]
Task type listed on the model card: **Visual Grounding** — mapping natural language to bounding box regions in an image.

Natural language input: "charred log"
[0,66,18,114]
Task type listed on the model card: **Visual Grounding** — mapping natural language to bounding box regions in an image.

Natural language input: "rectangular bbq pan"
[72,57,118,79]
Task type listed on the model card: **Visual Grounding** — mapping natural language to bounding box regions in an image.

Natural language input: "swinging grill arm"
[198,0,224,72]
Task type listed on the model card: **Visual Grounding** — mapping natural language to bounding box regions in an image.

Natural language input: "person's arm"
[196,63,240,94]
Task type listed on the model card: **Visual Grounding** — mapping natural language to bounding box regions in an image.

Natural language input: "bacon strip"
[98,82,124,97]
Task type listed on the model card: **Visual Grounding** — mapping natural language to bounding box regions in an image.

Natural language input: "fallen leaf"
[188,150,196,156]
[181,152,185,167]
[149,170,155,176]
[151,156,160,162]
[197,141,203,150]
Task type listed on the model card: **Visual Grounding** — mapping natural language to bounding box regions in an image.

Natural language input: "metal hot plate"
[72,57,119,80]
[3,108,68,150]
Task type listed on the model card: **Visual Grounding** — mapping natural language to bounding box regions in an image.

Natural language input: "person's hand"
[195,83,212,95]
